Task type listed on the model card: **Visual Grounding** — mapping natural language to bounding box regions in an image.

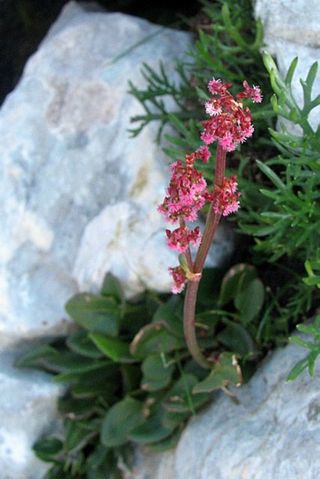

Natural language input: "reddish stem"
[183,145,226,368]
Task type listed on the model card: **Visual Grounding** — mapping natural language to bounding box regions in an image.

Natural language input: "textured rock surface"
[0,1,233,348]
[130,340,320,479]
[0,348,62,479]
[255,0,320,129]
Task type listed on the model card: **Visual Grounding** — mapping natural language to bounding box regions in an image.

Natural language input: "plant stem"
[183,145,227,368]
[183,279,209,368]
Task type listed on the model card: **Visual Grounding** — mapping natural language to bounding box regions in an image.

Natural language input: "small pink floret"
[207,78,222,95]
[251,86,263,103]
[169,266,187,294]
[219,132,236,152]
[205,100,222,117]
[241,81,263,103]
[196,145,211,163]
[222,200,240,216]
[210,176,240,216]
[200,130,215,145]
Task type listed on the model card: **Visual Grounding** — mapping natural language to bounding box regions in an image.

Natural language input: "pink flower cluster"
[159,78,261,293]
[158,159,207,223]
[201,79,262,152]
[206,176,240,216]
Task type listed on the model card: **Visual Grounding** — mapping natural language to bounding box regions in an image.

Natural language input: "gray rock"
[255,0,320,131]
[0,1,233,348]
[255,0,320,47]
[0,348,63,479]
[130,341,320,479]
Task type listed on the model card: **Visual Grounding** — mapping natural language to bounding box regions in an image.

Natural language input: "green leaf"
[141,354,174,391]
[129,406,174,445]
[71,380,115,400]
[65,293,120,336]
[219,264,256,306]
[285,57,298,86]
[121,364,141,394]
[130,322,185,359]
[16,345,58,369]
[242,222,280,237]
[100,273,124,304]
[33,437,63,462]
[235,278,265,324]
[86,447,120,479]
[197,268,223,306]
[66,331,103,359]
[148,427,182,452]
[287,357,309,381]
[296,322,320,338]
[256,160,286,190]
[289,336,313,350]
[58,395,101,420]
[19,345,109,377]
[52,353,110,375]
[152,298,184,338]
[307,350,319,377]
[163,374,208,413]
[304,62,318,97]
[217,319,256,357]
[270,93,278,113]
[89,333,133,363]
[54,360,115,383]
[86,444,109,470]
[161,409,189,429]
[164,133,189,147]
[64,419,96,452]
[193,353,242,394]
[101,397,144,447]
[262,51,278,76]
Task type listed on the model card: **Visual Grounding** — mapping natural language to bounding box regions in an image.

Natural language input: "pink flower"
[195,145,211,163]
[158,160,207,223]
[166,226,201,253]
[239,125,254,143]
[208,176,240,216]
[207,78,232,96]
[169,266,187,294]
[223,200,240,216]
[205,99,222,117]
[238,81,263,103]
[208,78,222,94]
[158,78,258,297]
[200,129,215,145]
[223,175,238,194]
[201,79,261,151]
[219,132,236,152]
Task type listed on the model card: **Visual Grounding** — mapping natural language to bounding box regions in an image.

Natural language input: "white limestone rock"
[0,2,233,347]
[130,340,320,479]
[0,348,63,479]
[255,0,320,130]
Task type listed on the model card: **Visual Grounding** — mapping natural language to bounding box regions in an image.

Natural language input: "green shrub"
[18,265,268,477]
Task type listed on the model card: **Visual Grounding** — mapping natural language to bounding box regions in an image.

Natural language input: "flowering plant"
[159,78,262,368]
